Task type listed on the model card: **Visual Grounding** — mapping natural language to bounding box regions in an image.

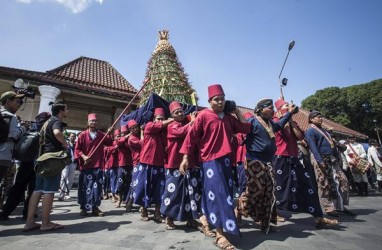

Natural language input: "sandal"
[315,217,339,227]
[165,217,176,230]
[213,236,236,250]
[153,212,163,223]
[186,220,202,229]
[198,224,216,237]
[140,207,149,221]
[276,215,286,222]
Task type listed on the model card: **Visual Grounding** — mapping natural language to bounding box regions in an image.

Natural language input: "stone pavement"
[1,191,382,250]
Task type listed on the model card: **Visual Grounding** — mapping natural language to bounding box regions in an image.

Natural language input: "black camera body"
[15,87,36,99]
[224,100,236,113]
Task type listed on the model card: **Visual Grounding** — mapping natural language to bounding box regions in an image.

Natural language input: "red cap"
[88,113,97,121]
[169,101,182,113]
[114,129,121,136]
[127,120,138,128]
[275,99,288,110]
[121,125,128,133]
[208,84,225,100]
[244,112,254,120]
[154,108,165,117]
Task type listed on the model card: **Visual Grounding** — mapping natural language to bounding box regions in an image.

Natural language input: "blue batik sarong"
[102,169,111,195]
[234,163,247,199]
[132,164,165,208]
[109,166,118,195]
[273,156,323,217]
[78,168,103,211]
[115,166,132,202]
[160,168,201,221]
[202,156,240,236]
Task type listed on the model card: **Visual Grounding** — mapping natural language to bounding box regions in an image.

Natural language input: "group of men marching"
[37,84,378,250]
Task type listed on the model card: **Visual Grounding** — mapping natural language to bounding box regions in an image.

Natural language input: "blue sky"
[1,0,381,108]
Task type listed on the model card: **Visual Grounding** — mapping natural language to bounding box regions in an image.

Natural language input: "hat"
[208,84,225,100]
[255,98,273,112]
[114,129,121,136]
[121,125,128,133]
[243,112,254,120]
[169,101,182,113]
[88,113,97,121]
[275,99,288,110]
[154,108,165,117]
[308,110,321,123]
[0,91,24,102]
[127,120,138,128]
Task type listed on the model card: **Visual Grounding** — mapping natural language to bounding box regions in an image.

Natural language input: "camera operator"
[0,112,51,220]
[0,91,29,208]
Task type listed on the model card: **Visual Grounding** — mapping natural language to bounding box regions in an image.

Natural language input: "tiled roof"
[237,105,368,139]
[0,56,137,98]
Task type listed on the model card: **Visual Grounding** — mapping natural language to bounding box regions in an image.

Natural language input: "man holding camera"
[0,91,29,211]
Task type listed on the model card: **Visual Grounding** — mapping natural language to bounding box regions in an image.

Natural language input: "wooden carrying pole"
[87,78,150,159]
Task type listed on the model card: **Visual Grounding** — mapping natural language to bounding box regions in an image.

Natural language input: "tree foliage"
[301,79,382,138]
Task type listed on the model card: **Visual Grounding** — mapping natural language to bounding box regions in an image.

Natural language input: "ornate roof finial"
[159,30,169,41]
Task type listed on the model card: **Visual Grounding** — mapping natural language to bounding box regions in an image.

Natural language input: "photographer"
[0,91,29,208]
[0,112,51,221]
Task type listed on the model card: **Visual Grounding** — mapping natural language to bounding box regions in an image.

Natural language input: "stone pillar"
[38,85,61,114]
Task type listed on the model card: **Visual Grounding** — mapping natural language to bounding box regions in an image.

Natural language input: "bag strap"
[347,143,359,157]
[37,117,53,157]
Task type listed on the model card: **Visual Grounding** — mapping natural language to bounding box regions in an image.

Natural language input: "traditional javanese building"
[0,56,138,130]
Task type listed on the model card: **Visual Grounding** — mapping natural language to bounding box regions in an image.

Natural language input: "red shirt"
[75,130,112,170]
[273,117,301,157]
[180,109,251,162]
[103,143,118,170]
[236,133,247,165]
[128,134,142,166]
[166,121,191,169]
[116,136,133,167]
[140,121,167,166]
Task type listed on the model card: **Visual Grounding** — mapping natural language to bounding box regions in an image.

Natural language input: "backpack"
[0,111,11,143]
[14,131,40,162]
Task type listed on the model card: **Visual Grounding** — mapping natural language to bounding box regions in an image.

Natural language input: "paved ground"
[0,190,381,250]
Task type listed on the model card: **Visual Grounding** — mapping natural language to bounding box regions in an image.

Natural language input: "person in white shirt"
[368,139,382,192]
[344,136,369,196]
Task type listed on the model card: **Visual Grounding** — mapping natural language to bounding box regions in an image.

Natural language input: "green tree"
[139,30,197,105]
[301,79,382,138]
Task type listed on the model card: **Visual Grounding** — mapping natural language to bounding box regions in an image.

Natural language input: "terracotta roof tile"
[0,56,137,98]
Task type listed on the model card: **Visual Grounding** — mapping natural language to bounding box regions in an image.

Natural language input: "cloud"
[15,0,104,14]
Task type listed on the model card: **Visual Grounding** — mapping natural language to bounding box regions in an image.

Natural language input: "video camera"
[12,78,36,99]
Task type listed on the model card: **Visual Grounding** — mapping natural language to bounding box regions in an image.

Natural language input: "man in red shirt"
[180,84,251,250]
[160,101,199,230]
[114,125,133,208]
[109,129,121,204]
[273,99,337,226]
[126,120,142,212]
[137,108,174,221]
[75,113,112,217]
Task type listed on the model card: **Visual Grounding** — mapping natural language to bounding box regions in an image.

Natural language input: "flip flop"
[22,223,41,232]
[40,223,64,232]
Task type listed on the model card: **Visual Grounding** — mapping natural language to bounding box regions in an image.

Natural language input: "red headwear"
[154,108,165,117]
[127,120,138,128]
[121,125,128,133]
[114,129,121,136]
[88,113,97,121]
[208,84,225,100]
[275,99,288,110]
[169,101,182,113]
[244,112,254,120]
